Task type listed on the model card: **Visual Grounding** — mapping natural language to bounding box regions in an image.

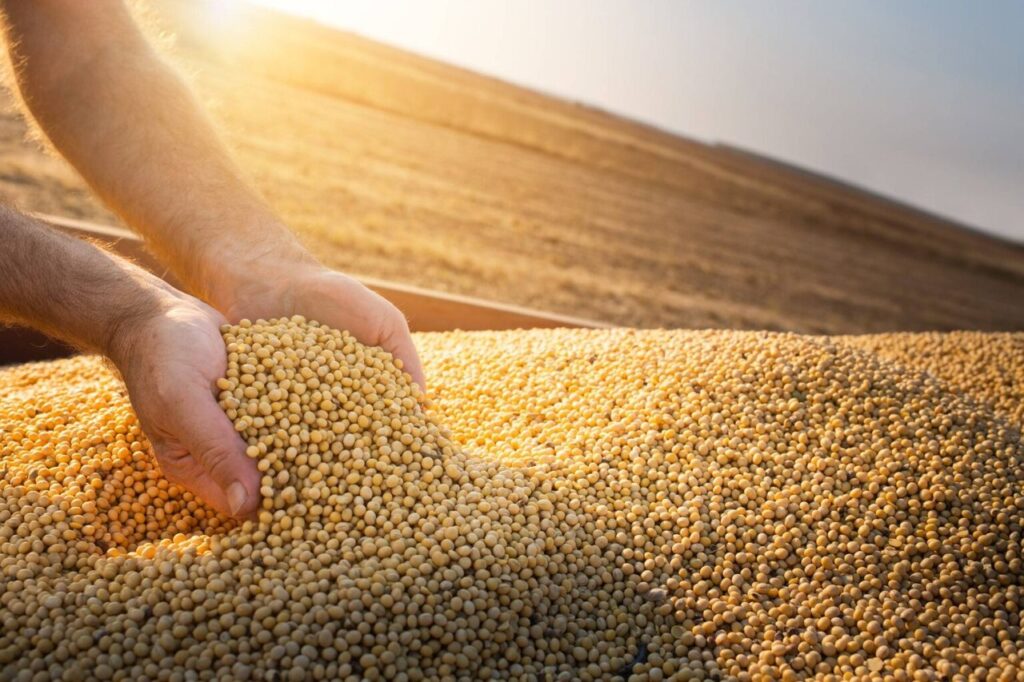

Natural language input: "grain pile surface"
[1,320,1023,681]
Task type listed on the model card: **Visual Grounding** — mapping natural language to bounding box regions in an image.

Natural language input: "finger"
[173,384,261,518]
[154,442,236,517]
[391,334,426,390]
[382,320,426,390]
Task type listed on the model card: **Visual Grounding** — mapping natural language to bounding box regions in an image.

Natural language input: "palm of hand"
[118,299,260,517]
[224,268,425,389]
[116,266,425,520]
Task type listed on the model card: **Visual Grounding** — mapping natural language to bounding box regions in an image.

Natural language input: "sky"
[249,0,1024,243]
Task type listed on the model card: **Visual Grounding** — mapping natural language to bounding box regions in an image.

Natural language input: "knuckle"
[154,446,195,485]
[382,304,410,337]
[195,440,242,482]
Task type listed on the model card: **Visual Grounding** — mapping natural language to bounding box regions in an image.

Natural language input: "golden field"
[0,0,1021,332]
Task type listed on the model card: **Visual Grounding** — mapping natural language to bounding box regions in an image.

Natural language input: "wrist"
[102,277,192,371]
[102,291,166,371]
[205,233,321,321]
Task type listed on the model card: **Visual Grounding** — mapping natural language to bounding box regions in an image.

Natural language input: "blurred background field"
[0,0,1021,332]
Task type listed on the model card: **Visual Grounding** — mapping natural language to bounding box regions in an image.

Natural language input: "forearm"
[0,206,262,517]
[0,2,425,386]
[0,0,313,309]
[0,206,175,361]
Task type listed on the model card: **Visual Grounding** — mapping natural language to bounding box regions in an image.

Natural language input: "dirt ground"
[0,0,1021,332]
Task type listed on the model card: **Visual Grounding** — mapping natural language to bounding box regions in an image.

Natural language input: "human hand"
[216,261,426,390]
[108,292,260,518]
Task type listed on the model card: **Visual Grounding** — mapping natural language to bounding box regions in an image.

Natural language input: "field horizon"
[0,0,1021,332]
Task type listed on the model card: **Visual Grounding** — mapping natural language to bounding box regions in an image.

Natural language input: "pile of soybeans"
[1,318,1023,682]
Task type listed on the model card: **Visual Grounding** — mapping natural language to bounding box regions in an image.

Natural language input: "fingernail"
[227,481,248,516]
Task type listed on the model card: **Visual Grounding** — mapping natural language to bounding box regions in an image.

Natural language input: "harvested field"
[1,324,1023,680]
[0,0,1022,331]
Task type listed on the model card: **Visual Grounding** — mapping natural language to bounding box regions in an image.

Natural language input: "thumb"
[387,330,426,391]
[376,312,426,391]
[174,387,261,518]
